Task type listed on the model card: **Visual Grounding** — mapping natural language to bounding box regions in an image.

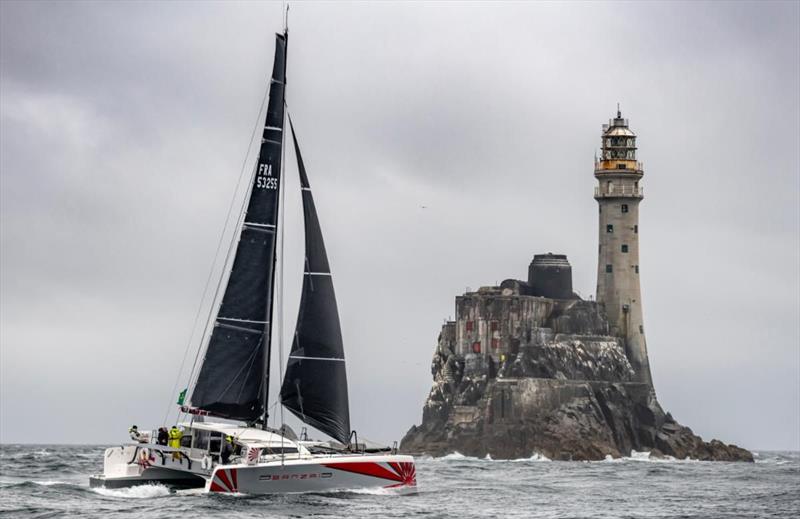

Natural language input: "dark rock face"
[401,292,752,462]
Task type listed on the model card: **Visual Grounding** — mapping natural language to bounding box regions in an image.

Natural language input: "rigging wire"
[184,159,258,399]
[161,76,271,428]
[178,159,259,428]
[277,103,289,465]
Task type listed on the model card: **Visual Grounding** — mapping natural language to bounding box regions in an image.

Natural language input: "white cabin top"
[179,421,303,451]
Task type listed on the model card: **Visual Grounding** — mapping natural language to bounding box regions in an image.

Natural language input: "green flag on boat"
[177,388,187,406]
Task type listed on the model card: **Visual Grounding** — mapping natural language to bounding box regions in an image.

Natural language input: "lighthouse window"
[634,225,638,234]
[639,325,644,334]
[621,204,628,213]
[635,265,639,273]
[621,244,629,253]
[606,224,614,233]
[606,264,613,273]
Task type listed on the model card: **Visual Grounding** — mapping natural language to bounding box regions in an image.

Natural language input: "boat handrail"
[126,443,194,470]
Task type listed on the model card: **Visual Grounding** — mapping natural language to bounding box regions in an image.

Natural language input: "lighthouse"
[594,109,653,386]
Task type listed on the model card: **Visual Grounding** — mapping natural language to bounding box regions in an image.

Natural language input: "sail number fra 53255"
[256,164,278,189]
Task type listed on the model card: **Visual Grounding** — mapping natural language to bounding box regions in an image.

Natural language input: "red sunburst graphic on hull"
[209,468,238,493]
[386,462,416,488]
[323,461,417,488]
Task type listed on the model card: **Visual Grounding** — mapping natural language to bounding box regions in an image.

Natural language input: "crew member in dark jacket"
[157,427,169,446]
[221,436,234,465]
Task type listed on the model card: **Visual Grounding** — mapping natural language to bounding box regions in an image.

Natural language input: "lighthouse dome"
[605,126,635,137]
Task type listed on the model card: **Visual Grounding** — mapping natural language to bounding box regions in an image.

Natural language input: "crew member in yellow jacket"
[168,426,182,459]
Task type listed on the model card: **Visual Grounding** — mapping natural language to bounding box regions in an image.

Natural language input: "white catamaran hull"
[207,455,416,495]
[90,444,416,495]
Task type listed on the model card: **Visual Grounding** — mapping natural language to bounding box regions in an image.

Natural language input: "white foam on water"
[510,453,551,462]
[437,451,552,463]
[438,452,472,460]
[93,484,171,499]
[628,450,654,461]
[755,456,792,465]
[601,451,699,463]
[343,486,397,496]
[33,480,67,486]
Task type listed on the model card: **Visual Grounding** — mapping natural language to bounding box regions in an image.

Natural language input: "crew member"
[128,425,148,443]
[221,435,234,465]
[168,426,182,459]
[157,427,169,446]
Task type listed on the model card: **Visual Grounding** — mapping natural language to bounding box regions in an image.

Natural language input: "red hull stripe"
[216,469,234,492]
[323,462,403,482]
[230,468,238,490]
[209,481,227,493]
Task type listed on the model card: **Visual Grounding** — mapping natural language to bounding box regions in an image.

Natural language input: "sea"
[0,445,797,518]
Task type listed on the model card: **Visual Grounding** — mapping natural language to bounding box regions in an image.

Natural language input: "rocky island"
[400,112,752,462]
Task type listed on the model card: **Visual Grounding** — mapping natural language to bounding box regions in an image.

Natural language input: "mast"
[262,27,288,430]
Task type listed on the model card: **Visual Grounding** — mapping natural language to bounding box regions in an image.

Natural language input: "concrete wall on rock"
[401,280,753,461]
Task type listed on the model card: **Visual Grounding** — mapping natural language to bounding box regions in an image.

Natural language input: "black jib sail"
[190,32,288,422]
[280,121,351,444]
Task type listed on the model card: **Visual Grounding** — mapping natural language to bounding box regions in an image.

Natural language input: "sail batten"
[280,121,351,445]
[189,32,288,423]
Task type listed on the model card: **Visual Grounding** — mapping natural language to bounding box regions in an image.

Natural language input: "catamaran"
[89,27,416,495]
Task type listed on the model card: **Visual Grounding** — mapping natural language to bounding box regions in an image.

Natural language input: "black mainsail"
[189,32,288,423]
[280,121,351,444]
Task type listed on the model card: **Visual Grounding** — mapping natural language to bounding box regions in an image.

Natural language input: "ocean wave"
[436,451,551,462]
[341,486,399,496]
[438,452,473,461]
[753,452,799,465]
[509,453,551,462]
[92,483,171,499]
[602,451,699,463]
[0,479,81,492]
[33,480,69,486]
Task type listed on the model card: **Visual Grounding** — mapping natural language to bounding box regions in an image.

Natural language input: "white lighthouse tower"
[594,109,653,386]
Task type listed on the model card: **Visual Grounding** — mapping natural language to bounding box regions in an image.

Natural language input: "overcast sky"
[1,1,798,451]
